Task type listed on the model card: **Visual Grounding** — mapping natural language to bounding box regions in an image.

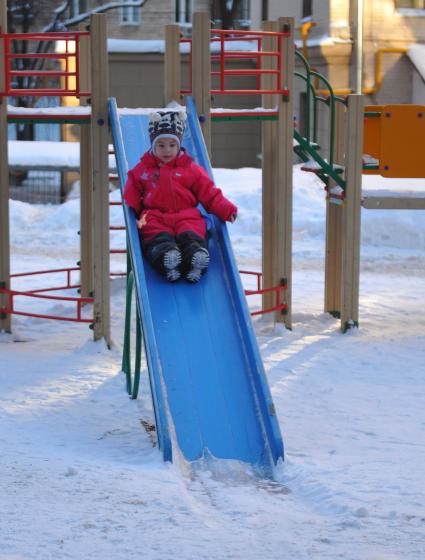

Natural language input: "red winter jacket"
[123,148,237,241]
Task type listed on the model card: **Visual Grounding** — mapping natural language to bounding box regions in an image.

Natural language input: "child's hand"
[228,213,237,224]
[136,213,148,229]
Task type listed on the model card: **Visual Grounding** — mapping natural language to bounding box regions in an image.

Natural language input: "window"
[211,0,250,29]
[71,0,87,18]
[175,0,192,24]
[302,0,313,18]
[234,0,250,28]
[119,0,141,26]
[395,0,425,8]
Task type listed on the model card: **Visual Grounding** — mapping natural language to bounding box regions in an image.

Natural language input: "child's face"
[154,138,179,163]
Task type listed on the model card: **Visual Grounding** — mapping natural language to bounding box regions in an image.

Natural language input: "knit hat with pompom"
[148,111,187,150]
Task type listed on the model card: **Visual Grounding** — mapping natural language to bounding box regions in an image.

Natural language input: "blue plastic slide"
[109,97,284,477]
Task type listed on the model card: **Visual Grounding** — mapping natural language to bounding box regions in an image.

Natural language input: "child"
[123,110,237,283]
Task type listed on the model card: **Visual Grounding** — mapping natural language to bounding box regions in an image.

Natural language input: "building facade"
[251,0,425,105]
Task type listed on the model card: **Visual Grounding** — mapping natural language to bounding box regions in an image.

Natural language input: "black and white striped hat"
[148,111,187,149]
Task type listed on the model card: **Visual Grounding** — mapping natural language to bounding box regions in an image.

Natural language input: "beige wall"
[364,0,425,42]
[104,0,210,40]
[360,1,423,104]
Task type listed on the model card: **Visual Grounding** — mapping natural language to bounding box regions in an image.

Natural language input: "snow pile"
[1,164,425,559]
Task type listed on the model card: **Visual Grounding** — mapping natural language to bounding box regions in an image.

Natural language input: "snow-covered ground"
[1,165,425,560]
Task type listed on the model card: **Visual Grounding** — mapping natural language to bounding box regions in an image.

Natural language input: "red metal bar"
[1,31,89,40]
[6,88,89,96]
[211,68,279,76]
[64,38,69,93]
[23,284,80,295]
[11,266,79,280]
[211,88,289,95]
[256,37,261,91]
[4,34,11,94]
[8,113,91,122]
[211,111,279,118]
[75,36,80,96]
[8,70,77,77]
[9,53,69,60]
[277,35,282,91]
[211,51,279,58]
[239,269,262,291]
[210,29,289,38]
[248,284,288,317]
[220,32,225,93]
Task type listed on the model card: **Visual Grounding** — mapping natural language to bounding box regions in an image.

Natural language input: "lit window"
[120,1,141,26]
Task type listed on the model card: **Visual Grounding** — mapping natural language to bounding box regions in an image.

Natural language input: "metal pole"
[0,0,11,333]
[354,0,363,94]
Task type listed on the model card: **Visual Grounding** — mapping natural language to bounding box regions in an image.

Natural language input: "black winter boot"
[176,231,209,283]
[143,233,182,282]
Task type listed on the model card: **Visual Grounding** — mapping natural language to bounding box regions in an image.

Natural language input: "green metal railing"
[294,49,347,190]
[121,253,143,399]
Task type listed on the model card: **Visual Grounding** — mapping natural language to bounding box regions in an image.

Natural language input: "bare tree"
[43,0,148,32]
[6,0,149,140]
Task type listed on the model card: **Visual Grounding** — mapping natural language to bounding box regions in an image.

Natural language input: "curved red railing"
[0,267,93,323]
[0,267,286,321]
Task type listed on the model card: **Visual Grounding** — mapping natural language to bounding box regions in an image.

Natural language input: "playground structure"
[0,3,111,344]
[163,15,365,332]
[2,8,425,473]
[169,16,425,331]
[0,8,287,346]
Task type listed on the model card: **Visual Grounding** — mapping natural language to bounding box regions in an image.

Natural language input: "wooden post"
[341,94,364,331]
[324,101,345,316]
[90,14,111,346]
[261,21,278,313]
[78,27,93,301]
[0,0,11,333]
[275,17,294,327]
[164,24,182,106]
[192,12,211,154]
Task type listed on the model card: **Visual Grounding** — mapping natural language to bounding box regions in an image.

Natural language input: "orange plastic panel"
[380,105,425,178]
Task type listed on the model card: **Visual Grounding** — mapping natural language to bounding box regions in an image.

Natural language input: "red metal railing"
[240,270,287,316]
[0,31,90,97]
[0,267,94,323]
[0,266,287,322]
[181,28,289,97]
